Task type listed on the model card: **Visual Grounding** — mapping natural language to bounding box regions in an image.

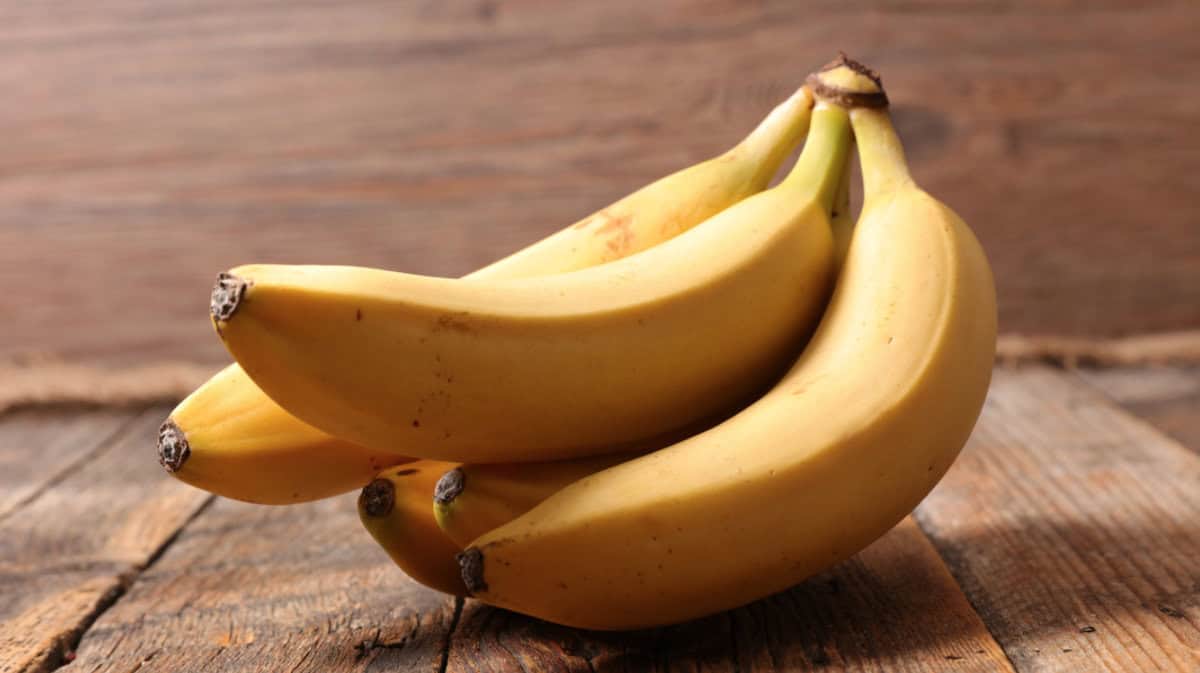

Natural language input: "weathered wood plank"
[68,500,1008,671]
[1074,366,1200,454]
[64,495,456,673]
[0,407,211,673]
[440,518,1011,673]
[916,366,1200,672]
[0,408,137,520]
[2,1,1198,366]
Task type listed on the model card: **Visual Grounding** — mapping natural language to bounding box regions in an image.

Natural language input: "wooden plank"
[0,408,137,520]
[65,495,457,673]
[0,406,212,673]
[444,518,1012,673]
[1074,366,1200,454]
[2,1,1198,366]
[69,496,1008,669]
[915,366,1200,672]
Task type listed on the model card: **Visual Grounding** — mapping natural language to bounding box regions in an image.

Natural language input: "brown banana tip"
[806,52,889,109]
[359,478,396,518]
[433,468,465,506]
[456,547,487,594]
[210,272,249,322]
[157,419,190,473]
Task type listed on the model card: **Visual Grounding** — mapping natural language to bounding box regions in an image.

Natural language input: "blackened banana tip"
[359,478,396,518]
[157,419,190,473]
[456,547,487,594]
[211,272,249,322]
[433,468,466,506]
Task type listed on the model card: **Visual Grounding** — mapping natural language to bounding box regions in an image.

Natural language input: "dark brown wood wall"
[3,0,1197,366]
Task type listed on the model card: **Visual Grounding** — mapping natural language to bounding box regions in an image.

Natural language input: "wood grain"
[916,366,1200,672]
[443,518,1012,673]
[2,1,1198,366]
[67,500,1008,671]
[65,494,456,673]
[0,407,211,673]
[0,408,136,520]
[1075,366,1200,454]
[6,367,1199,670]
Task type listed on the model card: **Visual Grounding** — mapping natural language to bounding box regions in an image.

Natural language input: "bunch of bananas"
[159,55,997,630]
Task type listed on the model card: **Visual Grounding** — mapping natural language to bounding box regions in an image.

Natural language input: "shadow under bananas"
[362,520,993,672]
[358,507,1200,673]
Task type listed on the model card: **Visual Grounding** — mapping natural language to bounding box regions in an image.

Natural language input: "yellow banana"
[159,88,817,500]
[210,104,849,463]
[829,132,855,268]
[474,87,816,277]
[458,57,998,630]
[432,452,636,548]
[358,461,464,596]
[158,364,412,504]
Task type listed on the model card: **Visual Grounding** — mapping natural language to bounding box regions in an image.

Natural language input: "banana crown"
[806,54,911,201]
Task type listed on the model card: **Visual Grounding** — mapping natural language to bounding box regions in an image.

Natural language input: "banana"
[457,56,998,630]
[474,87,816,277]
[829,132,855,268]
[433,452,637,548]
[158,363,412,504]
[359,461,464,596]
[159,88,817,500]
[209,103,849,463]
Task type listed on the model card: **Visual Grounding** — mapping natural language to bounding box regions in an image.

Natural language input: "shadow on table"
[365,508,1200,672]
[914,510,1200,667]
[365,523,993,671]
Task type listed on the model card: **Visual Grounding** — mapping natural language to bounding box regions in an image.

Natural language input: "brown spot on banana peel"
[435,312,475,334]
[456,547,487,594]
[585,211,634,259]
[210,272,250,324]
[359,478,396,518]
[805,53,889,109]
[157,419,190,473]
[433,467,465,506]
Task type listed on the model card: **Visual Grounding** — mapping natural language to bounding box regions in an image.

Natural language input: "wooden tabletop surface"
[1,363,1198,673]
[3,3,1200,670]
[3,1,1199,367]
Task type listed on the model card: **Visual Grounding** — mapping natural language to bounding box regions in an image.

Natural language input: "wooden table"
[4,1,1200,367]
[2,364,1198,672]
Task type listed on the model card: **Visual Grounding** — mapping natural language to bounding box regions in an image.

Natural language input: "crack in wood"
[43,495,217,673]
[438,597,464,673]
[21,582,128,673]
[727,611,742,673]
[0,410,143,526]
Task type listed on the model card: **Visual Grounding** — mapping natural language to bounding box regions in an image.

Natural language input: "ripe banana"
[433,452,636,548]
[158,88,817,500]
[474,87,816,277]
[829,134,855,268]
[358,461,464,596]
[158,363,412,504]
[457,57,998,630]
[210,104,849,463]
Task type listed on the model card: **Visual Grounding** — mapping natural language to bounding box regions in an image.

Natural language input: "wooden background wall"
[3,0,1198,367]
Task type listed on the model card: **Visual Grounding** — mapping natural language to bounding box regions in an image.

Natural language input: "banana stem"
[778,104,851,213]
[734,88,814,187]
[829,135,855,267]
[850,107,913,199]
